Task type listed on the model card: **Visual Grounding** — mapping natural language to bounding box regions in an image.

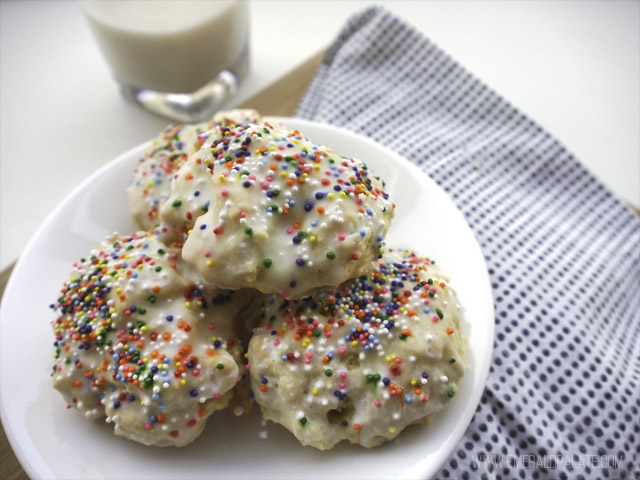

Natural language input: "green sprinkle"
[325,369,333,377]
[245,227,253,237]
[447,387,455,398]
[436,308,444,319]
[147,295,156,304]
[299,417,307,427]
[263,258,273,268]
[449,358,456,364]
[326,251,336,260]
[172,199,182,208]
[216,363,224,370]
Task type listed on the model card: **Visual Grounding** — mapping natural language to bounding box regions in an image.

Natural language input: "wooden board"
[0,49,325,480]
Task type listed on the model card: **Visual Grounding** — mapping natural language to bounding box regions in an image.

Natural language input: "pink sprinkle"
[204,250,211,258]
[221,189,229,197]
[208,323,215,330]
[170,252,179,260]
[213,393,221,399]
[338,233,346,241]
[338,347,347,355]
[339,382,346,389]
[192,369,200,376]
[144,423,153,430]
[374,400,381,407]
[339,371,347,379]
[286,228,294,234]
[261,182,269,190]
[432,315,439,322]
[274,339,280,346]
[423,395,430,402]
[239,211,246,219]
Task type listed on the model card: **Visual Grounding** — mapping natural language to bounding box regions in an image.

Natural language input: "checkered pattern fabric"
[297,7,640,479]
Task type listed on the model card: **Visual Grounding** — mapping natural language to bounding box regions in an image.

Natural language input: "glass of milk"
[81,0,249,123]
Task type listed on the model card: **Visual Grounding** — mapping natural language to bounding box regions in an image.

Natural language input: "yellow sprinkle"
[410,379,417,386]
[137,264,144,270]
[327,193,335,200]
[389,427,397,434]
[351,340,358,347]
[309,235,317,243]
[302,338,311,348]
[312,389,318,395]
[211,336,219,342]
[140,326,148,332]
[185,302,192,309]
[313,164,321,171]
[180,379,187,385]
[206,260,215,267]
[339,191,347,198]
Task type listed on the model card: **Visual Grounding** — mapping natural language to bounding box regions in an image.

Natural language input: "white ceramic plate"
[0,117,494,480]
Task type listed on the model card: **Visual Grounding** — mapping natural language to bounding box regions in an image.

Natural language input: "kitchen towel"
[297,7,640,479]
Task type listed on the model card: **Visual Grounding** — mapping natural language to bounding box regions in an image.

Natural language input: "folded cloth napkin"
[297,7,640,479]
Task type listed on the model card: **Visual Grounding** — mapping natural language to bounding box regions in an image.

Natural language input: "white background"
[1,0,639,271]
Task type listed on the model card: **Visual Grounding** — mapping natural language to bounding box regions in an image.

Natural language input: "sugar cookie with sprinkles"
[160,122,395,297]
[50,228,261,446]
[127,109,264,230]
[247,247,467,449]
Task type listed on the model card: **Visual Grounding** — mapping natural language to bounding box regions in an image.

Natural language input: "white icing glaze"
[50,228,260,446]
[247,248,467,449]
[127,109,263,230]
[160,122,394,297]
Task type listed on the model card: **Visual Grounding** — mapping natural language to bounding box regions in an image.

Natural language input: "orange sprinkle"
[152,285,161,293]
[260,384,268,393]
[162,332,172,341]
[317,206,325,214]
[354,423,362,431]
[447,327,454,335]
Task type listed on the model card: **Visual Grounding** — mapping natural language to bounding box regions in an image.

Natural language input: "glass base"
[118,49,249,123]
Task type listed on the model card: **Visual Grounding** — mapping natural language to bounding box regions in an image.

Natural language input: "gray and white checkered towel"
[296,7,640,479]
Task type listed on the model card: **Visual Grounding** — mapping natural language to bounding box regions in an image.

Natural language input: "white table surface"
[1,0,638,272]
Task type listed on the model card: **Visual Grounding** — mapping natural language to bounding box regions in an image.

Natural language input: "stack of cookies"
[50,110,467,449]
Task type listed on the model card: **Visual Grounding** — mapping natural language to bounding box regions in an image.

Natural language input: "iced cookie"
[160,122,394,297]
[127,109,263,230]
[247,248,467,449]
[50,228,260,446]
